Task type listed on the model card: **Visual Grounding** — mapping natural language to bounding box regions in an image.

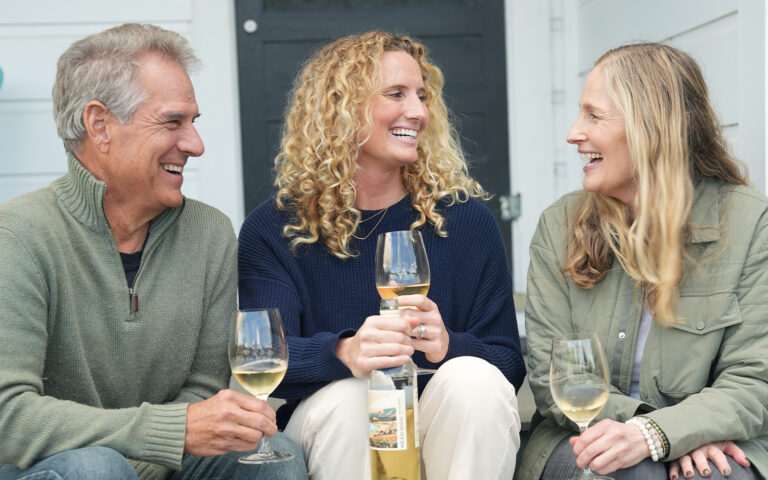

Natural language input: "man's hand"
[184,389,277,456]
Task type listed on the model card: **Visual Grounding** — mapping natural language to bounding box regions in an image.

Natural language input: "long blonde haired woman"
[519,43,766,480]
[239,31,524,479]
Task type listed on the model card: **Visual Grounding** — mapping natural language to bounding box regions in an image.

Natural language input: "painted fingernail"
[671,475,677,480]
[684,470,694,478]
[723,468,731,476]
[702,467,710,476]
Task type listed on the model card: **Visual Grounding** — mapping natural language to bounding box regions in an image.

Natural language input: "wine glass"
[376,230,430,298]
[229,308,294,464]
[549,334,612,480]
[375,230,436,375]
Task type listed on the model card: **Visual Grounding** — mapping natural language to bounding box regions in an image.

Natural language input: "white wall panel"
[0,103,63,174]
[0,175,59,204]
[667,13,739,125]
[577,0,737,71]
[0,23,189,101]
[0,1,191,24]
[506,0,555,292]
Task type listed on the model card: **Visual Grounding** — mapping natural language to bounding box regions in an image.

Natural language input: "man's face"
[101,52,203,217]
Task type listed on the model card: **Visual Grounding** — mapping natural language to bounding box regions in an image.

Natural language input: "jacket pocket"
[658,293,742,398]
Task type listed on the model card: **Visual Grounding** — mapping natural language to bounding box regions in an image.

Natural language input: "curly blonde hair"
[274,31,487,259]
[564,43,746,325]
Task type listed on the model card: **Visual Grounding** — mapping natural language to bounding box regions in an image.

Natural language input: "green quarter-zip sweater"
[0,155,237,478]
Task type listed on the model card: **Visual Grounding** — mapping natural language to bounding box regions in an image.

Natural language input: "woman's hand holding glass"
[570,418,651,475]
[335,312,415,378]
[397,294,450,363]
[374,230,443,371]
[550,335,612,479]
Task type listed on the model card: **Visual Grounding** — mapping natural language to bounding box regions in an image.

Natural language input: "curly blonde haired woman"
[238,31,524,479]
[519,43,767,480]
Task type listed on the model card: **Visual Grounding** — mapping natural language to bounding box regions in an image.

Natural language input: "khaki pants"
[284,356,521,480]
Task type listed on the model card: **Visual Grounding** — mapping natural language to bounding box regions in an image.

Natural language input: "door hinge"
[499,193,521,222]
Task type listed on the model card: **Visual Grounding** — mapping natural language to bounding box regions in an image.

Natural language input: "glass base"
[238,450,295,465]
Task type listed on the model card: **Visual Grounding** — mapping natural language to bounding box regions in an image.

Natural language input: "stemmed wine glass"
[229,308,294,464]
[375,230,436,375]
[549,334,612,480]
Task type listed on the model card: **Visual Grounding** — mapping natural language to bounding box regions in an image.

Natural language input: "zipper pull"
[129,288,139,314]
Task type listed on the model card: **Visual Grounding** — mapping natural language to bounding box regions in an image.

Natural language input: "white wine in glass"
[375,230,430,299]
[375,230,436,375]
[550,334,612,480]
[229,308,293,464]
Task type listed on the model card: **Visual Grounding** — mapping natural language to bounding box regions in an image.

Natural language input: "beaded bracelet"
[626,416,668,461]
[643,417,670,460]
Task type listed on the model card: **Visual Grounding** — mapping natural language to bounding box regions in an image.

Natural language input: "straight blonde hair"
[564,43,746,325]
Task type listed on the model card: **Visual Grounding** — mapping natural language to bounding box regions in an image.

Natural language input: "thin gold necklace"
[358,207,388,224]
[351,207,389,241]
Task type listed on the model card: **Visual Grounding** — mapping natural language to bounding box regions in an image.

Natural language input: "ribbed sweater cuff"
[140,403,188,469]
[321,331,352,379]
[445,330,475,360]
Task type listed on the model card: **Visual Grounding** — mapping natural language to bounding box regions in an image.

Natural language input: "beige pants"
[284,356,521,480]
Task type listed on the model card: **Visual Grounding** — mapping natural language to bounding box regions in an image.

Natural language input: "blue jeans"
[0,434,307,480]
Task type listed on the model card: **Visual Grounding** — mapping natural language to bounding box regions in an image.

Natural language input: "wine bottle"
[368,298,421,480]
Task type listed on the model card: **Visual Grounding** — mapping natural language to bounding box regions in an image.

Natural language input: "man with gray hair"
[0,24,306,480]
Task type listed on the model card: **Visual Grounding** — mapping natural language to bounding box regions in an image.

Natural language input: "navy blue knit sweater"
[238,195,525,424]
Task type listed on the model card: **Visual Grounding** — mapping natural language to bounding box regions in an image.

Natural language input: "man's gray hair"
[53,23,199,154]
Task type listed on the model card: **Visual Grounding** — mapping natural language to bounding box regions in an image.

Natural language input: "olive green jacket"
[517,178,768,480]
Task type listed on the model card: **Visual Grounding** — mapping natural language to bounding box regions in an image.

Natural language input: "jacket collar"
[688,177,720,244]
[52,154,182,238]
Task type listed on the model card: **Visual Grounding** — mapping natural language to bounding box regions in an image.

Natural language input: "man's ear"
[82,101,112,153]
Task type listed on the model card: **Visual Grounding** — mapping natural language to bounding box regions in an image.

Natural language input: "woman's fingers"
[363,315,412,335]
[396,294,436,312]
[359,342,414,357]
[668,461,681,480]
[721,441,750,468]
[690,449,712,477]
[359,354,412,371]
[360,327,412,345]
[678,455,695,478]
[704,446,731,476]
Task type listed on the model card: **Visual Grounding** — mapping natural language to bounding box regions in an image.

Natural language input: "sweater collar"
[53,154,182,237]
[52,154,110,232]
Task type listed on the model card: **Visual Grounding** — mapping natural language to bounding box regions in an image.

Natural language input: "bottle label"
[368,389,407,450]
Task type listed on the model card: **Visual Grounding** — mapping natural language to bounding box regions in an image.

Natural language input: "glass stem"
[257,394,274,455]
[577,422,594,478]
[257,436,274,455]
